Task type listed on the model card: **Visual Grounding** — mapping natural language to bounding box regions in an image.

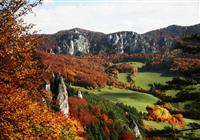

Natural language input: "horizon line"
[43,0,199,3]
[38,23,199,35]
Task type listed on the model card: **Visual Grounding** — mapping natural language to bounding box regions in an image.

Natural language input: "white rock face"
[41,97,47,105]
[59,34,90,55]
[77,90,83,99]
[106,32,151,54]
[133,120,142,140]
[74,35,90,53]
[69,40,75,55]
[57,77,69,116]
[47,30,155,55]
[49,48,55,54]
[112,34,120,46]
[45,84,51,93]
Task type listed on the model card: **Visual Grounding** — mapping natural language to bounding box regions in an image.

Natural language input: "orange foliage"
[169,114,185,128]
[100,113,109,122]
[0,0,46,89]
[0,1,84,139]
[146,105,185,128]
[118,63,133,72]
[39,52,111,88]
[171,58,200,72]
[39,51,148,93]
[146,105,171,122]
[103,126,110,135]
[0,84,84,139]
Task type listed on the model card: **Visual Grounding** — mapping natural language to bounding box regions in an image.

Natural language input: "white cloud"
[24,1,199,34]
[43,0,54,4]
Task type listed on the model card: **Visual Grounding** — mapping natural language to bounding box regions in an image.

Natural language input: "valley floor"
[73,61,200,138]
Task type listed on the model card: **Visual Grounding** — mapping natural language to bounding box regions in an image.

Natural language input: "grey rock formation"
[59,34,90,55]
[133,120,142,140]
[106,32,151,54]
[57,77,69,115]
[40,24,200,55]
[77,90,83,99]
[48,73,69,116]
[50,29,90,55]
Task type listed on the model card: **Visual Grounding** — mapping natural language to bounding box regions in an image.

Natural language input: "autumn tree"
[0,1,84,139]
[146,105,185,129]
[0,85,84,139]
[0,0,45,88]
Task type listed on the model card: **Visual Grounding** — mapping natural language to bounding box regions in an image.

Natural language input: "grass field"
[74,86,160,112]
[144,118,200,130]
[144,120,170,130]
[135,72,173,90]
[118,73,129,83]
[116,61,173,90]
[117,62,144,83]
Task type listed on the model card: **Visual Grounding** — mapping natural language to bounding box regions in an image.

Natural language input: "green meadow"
[135,72,173,90]
[74,86,159,113]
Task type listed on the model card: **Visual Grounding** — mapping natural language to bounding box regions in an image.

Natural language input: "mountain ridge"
[40,23,200,55]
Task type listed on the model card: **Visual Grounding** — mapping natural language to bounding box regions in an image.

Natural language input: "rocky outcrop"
[40,24,200,55]
[57,33,90,55]
[77,90,83,99]
[133,120,142,140]
[105,32,152,54]
[48,74,69,116]
[57,77,69,115]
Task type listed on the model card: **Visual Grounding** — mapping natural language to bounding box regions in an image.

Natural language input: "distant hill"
[39,24,200,55]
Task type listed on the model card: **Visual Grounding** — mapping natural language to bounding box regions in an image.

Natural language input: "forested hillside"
[1,0,200,140]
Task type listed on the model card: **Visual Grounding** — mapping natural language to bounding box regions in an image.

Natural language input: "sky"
[24,0,200,34]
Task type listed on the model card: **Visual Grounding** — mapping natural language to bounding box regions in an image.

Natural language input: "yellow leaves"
[146,105,185,128]
[146,105,171,122]
[66,117,85,134]
[0,0,45,88]
[0,1,84,139]
[0,85,84,139]
[153,106,171,121]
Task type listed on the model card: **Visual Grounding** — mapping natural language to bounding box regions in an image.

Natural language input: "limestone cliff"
[40,24,200,55]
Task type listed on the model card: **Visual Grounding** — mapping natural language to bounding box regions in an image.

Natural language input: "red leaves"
[79,109,96,125]
[69,97,96,125]
[169,114,185,128]
[103,126,110,135]
[170,58,200,72]
[69,97,114,127]
[120,131,135,140]
[93,105,101,115]
[118,63,133,72]
[69,97,88,107]
[100,113,109,122]
[40,52,110,88]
